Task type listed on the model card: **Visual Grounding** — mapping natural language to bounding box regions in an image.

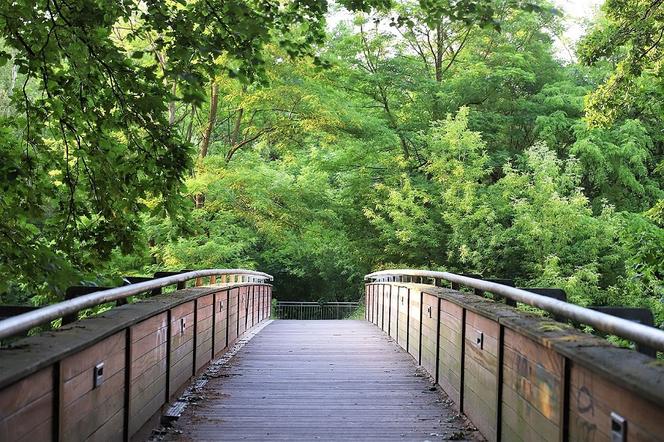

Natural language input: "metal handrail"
[0,268,272,340]
[276,301,359,305]
[365,268,664,352]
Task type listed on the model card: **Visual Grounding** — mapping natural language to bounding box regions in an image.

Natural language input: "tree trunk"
[168,82,177,125]
[195,82,220,208]
[231,107,244,145]
[199,81,220,159]
[432,23,445,120]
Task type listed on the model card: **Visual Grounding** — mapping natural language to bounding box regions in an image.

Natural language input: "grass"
[347,304,365,320]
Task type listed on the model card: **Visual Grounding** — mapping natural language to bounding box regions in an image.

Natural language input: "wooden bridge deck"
[163,320,479,441]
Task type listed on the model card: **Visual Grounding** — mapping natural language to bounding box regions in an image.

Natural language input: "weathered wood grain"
[194,294,214,373]
[168,320,480,441]
[61,332,126,441]
[501,329,563,441]
[389,285,398,339]
[377,284,384,329]
[228,288,239,345]
[0,367,53,442]
[169,302,194,398]
[408,289,421,362]
[570,363,664,442]
[420,293,439,378]
[463,310,499,442]
[397,286,409,348]
[213,291,229,356]
[438,299,463,407]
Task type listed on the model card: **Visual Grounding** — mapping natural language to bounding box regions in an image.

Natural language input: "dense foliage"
[0,1,662,325]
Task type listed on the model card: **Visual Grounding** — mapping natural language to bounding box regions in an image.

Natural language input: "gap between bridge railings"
[274,301,359,320]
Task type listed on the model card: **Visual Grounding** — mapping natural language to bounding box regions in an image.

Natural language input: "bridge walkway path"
[163,320,480,441]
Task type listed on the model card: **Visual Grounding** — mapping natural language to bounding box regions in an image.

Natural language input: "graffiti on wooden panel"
[573,385,597,441]
[513,352,558,420]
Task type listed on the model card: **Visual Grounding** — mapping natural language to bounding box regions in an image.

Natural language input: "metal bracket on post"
[154,271,188,290]
[611,412,627,442]
[63,286,114,325]
[93,362,104,388]
[122,276,159,298]
[590,307,656,357]
[518,288,568,321]
[475,331,484,349]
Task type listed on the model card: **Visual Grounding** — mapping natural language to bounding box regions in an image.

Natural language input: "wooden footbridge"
[1,269,664,441]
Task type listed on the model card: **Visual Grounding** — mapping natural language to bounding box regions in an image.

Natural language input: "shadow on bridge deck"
[160,320,481,441]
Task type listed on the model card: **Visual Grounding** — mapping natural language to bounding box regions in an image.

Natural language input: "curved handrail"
[365,268,664,352]
[0,268,272,340]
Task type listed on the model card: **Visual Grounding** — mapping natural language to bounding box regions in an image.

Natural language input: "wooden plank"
[167,320,478,441]
[60,332,126,440]
[0,367,53,442]
[195,294,214,372]
[502,330,562,428]
[438,300,463,407]
[420,293,439,378]
[213,290,229,356]
[228,288,239,344]
[569,363,664,442]
[0,286,241,391]
[397,287,408,349]
[169,302,195,398]
[463,310,499,442]
[390,285,398,340]
[408,289,421,362]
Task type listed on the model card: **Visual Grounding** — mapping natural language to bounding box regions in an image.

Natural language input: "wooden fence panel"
[408,290,421,362]
[420,293,438,380]
[228,288,239,345]
[0,367,54,442]
[366,282,664,442]
[376,285,384,330]
[0,283,272,442]
[195,295,214,373]
[501,328,563,442]
[169,302,195,399]
[438,300,463,408]
[61,332,126,442]
[389,285,398,339]
[129,313,168,436]
[569,363,664,442]
[397,287,409,349]
[213,291,228,357]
